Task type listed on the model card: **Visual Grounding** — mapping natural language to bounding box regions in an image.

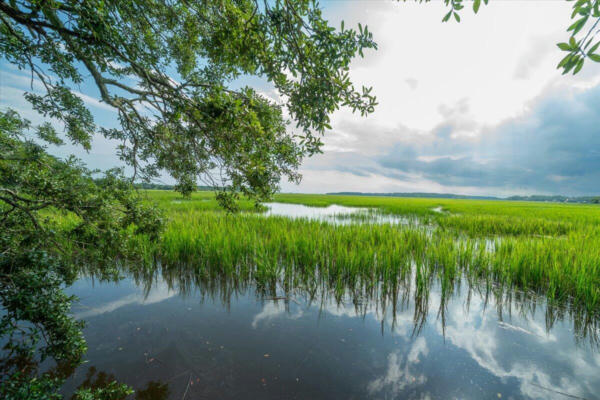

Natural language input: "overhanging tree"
[0,1,377,398]
[0,108,161,398]
[0,0,377,204]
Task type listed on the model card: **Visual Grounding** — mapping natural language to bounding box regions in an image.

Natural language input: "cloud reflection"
[74,281,175,319]
[367,337,428,397]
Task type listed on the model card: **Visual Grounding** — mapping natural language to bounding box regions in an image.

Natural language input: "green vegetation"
[3,1,600,398]
[0,110,158,399]
[0,2,377,398]
[143,191,600,321]
[0,0,377,202]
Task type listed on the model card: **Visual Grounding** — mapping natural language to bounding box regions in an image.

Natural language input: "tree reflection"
[72,367,169,400]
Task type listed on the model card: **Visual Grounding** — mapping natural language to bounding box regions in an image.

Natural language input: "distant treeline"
[135,183,214,191]
[326,192,499,200]
[506,195,600,204]
[133,186,599,203]
[327,192,600,204]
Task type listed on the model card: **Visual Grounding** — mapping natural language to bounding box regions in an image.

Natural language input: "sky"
[1,1,600,196]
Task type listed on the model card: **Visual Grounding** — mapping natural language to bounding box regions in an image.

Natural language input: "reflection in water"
[264,202,422,226]
[367,337,429,397]
[57,260,600,400]
[130,259,600,347]
[72,367,168,400]
[264,202,369,219]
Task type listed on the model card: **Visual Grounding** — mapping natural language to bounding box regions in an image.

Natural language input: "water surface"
[60,265,600,400]
[264,202,420,226]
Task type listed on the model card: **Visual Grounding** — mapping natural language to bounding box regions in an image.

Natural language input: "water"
[264,202,420,226]
[59,266,600,400]
[50,204,599,399]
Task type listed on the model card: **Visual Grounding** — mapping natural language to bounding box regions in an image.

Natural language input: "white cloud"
[309,276,599,399]
[3,2,600,195]
[282,1,600,194]
[439,291,598,399]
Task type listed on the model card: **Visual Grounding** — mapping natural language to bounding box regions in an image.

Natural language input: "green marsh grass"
[141,191,600,317]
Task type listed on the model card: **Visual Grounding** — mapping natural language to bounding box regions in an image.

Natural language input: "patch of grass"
[140,191,600,316]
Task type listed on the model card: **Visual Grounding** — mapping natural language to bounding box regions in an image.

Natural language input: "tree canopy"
[0,0,377,204]
[0,1,377,397]
[0,108,160,398]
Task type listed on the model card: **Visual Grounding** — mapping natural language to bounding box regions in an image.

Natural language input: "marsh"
[55,192,600,400]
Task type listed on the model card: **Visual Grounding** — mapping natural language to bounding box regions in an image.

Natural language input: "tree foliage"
[0,108,161,398]
[0,1,377,397]
[0,0,377,205]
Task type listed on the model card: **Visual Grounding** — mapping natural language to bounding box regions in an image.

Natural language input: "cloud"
[376,85,600,195]
[311,269,600,399]
[292,83,600,196]
[513,34,558,80]
[439,292,599,400]
[284,1,600,195]
[405,78,419,90]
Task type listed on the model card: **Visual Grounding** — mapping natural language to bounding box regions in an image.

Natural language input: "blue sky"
[1,1,600,196]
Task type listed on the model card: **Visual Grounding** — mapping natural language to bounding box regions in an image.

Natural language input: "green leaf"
[558,53,572,68]
[569,36,578,48]
[563,55,580,74]
[589,53,600,62]
[587,41,600,55]
[474,0,481,13]
[574,57,585,74]
[442,10,452,22]
[568,16,589,36]
[454,12,461,22]
[557,42,572,51]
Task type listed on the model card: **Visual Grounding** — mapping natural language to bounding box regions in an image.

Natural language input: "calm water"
[59,267,600,400]
[264,202,420,226]
[55,204,599,399]
[264,202,370,219]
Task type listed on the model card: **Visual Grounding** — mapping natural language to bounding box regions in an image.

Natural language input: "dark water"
[60,265,600,400]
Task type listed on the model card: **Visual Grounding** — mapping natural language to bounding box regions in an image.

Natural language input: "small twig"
[164,369,192,383]
[529,382,589,400]
[181,373,193,400]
